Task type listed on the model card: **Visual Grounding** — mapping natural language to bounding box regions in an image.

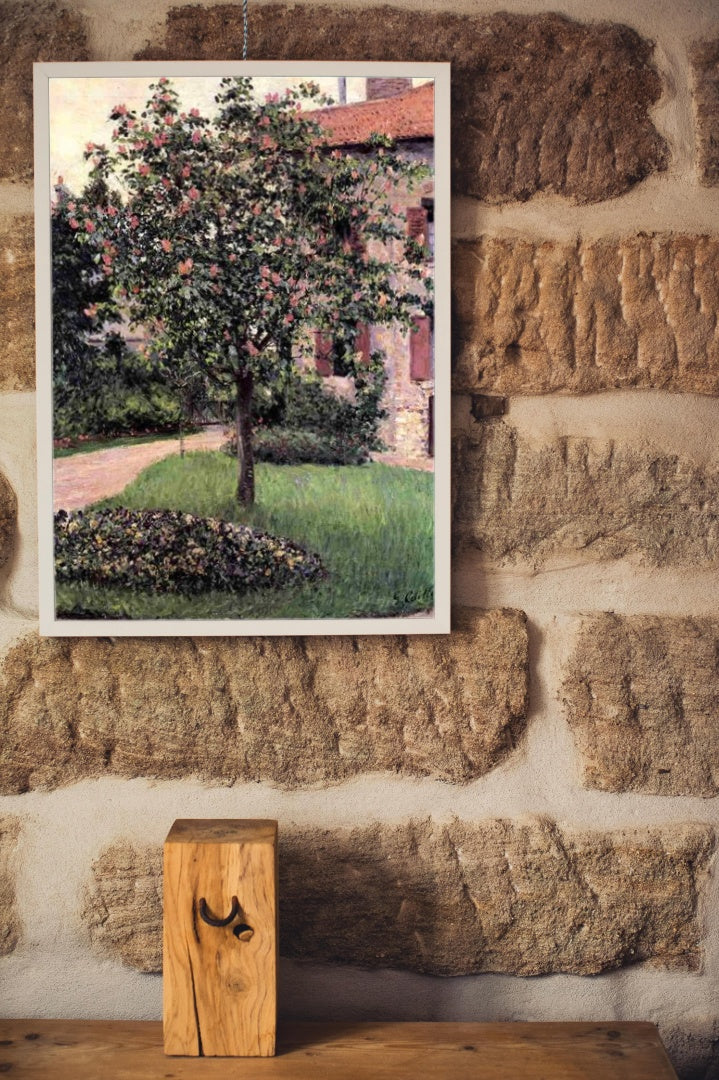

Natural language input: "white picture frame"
[34,61,450,637]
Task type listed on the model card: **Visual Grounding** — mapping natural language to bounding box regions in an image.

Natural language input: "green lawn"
[56,451,434,620]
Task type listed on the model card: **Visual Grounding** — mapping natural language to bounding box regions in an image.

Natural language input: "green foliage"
[250,427,369,466]
[54,505,326,595]
[61,76,432,501]
[56,453,434,620]
[54,372,183,439]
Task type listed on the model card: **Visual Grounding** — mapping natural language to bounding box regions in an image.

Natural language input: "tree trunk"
[235,368,255,505]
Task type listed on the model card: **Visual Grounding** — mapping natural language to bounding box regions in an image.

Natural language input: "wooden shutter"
[406,206,428,246]
[354,323,371,365]
[410,316,432,380]
[314,331,333,376]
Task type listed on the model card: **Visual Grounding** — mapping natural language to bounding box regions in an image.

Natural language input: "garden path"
[53,426,227,512]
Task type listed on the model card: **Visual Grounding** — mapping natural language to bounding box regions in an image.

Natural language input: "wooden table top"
[0,1019,679,1078]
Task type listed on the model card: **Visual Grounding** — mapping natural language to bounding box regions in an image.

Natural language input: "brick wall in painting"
[2,2,719,1077]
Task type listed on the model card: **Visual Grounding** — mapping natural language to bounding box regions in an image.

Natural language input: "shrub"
[54,507,326,595]
[223,427,369,466]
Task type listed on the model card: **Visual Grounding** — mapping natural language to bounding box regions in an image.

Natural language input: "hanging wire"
[243,0,248,59]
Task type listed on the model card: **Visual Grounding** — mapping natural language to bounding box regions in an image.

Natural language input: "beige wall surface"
[2,1,719,1077]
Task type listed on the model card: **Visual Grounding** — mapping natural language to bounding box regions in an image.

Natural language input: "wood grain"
[163,818,277,1056]
[0,1020,679,1078]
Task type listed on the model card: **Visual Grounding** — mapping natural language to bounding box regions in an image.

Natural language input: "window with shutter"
[406,206,428,249]
[314,324,370,375]
[410,315,432,381]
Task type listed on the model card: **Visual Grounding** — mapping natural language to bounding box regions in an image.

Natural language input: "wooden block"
[163,818,278,1057]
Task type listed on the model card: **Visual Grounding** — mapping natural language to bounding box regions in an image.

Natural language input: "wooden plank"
[163,818,277,1057]
[0,1020,679,1079]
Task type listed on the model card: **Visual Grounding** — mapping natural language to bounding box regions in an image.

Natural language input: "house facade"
[310,79,435,463]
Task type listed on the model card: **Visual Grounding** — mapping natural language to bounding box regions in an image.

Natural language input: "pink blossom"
[245,342,259,356]
[178,200,190,215]
[130,215,140,229]
[164,115,174,125]
[283,313,294,325]
[83,304,97,317]
[178,258,193,276]
[188,186,200,200]
[191,129,201,144]
[85,142,95,152]
[84,219,95,233]
[152,135,166,148]
[264,291,274,302]
[138,163,150,176]
[67,201,76,212]
[273,237,282,247]
[112,104,127,115]
[229,253,237,262]
[223,329,231,341]
[161,93,171,102]
[261,135,274,150]
[158,77,169,85]
[353,290,363,301]
[181,165,191,179]
[273,206,282,220]
[271,272,281,285]
[190,108,200,117]
[161,239,172,253]
[252,205,262,216]
[102,253,112,265]
[259,115,271,127]
[265,92,279,104]
[161,177,171,189]
[107,206,117,216]
[209,264,219,277]
[127,119,135,129]
[260,266,270,278]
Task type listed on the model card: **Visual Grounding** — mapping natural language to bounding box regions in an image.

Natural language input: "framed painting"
[34,61,450,636]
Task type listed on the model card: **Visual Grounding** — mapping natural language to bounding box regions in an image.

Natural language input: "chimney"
[365,77,412,101]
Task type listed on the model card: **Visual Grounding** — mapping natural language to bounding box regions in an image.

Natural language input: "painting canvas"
[34,61,450,636]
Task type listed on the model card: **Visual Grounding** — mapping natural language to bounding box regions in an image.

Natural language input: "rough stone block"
[0,609,528,794]
[453,236,719,395]
[0,817,20,956]
[453,423,719,569]
[138,6,668,204]
[0,214,35,391]
[84,818,714,976]
[691,38,719,186]
[564,615,719,796]
[0,2,89,181]
[0,468,17,574]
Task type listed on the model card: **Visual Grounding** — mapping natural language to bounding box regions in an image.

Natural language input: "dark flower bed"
[54,507,326,595]
[223,428,369,466]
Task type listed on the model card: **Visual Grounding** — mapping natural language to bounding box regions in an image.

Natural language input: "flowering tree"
[63,77,431,504]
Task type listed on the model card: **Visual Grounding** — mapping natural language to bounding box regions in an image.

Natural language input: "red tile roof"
[311,82,434,148]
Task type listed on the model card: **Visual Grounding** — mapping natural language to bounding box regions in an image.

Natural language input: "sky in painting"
[49,75,430,194]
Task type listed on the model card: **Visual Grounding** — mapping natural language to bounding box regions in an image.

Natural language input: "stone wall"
[2,2,719,1078]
